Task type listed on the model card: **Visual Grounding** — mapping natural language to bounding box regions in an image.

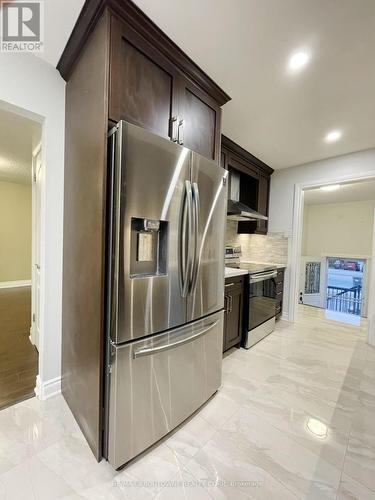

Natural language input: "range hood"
[227,199,268,222]
[227,170,268,222]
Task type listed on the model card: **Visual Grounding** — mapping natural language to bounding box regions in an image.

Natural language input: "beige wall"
[0,181,32,282]
[302,200,374,258]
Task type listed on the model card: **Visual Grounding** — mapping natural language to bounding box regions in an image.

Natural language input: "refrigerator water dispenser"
[130,218,168,277]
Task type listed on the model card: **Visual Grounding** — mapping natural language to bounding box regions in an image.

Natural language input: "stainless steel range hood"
[227,199,268,221]
[226,169,268,222]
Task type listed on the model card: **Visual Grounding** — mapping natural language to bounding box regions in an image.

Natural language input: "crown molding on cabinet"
[222,134,274,175]
[57,0,231,107]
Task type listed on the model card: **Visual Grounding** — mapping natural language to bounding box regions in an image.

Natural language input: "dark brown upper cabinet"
[109,15,179,139]
[58,0,230,163]
[178,78,221,162]
[57,0,230,462]
[221,135,273,234]
[109,14,223,161]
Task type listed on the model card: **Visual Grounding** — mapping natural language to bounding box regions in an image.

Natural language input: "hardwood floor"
[0,286,38,409]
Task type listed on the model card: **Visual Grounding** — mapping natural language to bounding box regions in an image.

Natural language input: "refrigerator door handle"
[180,180,194,297]
[109,124,122,341]
[190,182,200,293]
[133,319,219,358]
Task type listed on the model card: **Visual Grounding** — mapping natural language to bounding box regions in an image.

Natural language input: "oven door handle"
[250,271,277,283]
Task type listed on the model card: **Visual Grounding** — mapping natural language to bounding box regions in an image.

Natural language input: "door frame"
[30,143,42,348]
[0,100,46,396]
[289,170,375,346]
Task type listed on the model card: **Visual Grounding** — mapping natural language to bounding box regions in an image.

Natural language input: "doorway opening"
[298,180,375,328]
[0,108,42,409]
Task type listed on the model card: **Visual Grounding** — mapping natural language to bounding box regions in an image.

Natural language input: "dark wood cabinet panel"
[223,278,244,352]
[222,135,273,234]
[256,174,270,234]
[61,12,110,461]
[179,80,221,162]
[109,14,223,161]
[109,16,179,138]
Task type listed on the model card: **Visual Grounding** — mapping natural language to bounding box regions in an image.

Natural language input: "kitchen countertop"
[241,260,286,270]
[225,267,249,278]
[225,261,286,279]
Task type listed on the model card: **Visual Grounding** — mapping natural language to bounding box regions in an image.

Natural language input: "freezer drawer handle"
[133,320,219,358]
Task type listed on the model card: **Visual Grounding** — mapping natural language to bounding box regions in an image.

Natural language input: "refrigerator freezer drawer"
[107,311,223,469]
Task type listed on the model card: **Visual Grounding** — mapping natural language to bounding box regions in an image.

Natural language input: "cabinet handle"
[225,283,234,288]
[170,116,178,142]
[224,295,230,314]
[178,119,184,145]
[227,295,233,313]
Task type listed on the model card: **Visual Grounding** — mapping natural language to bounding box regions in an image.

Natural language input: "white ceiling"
[0,109,36,184]
[41,0,375,170]
[304,180,375,205]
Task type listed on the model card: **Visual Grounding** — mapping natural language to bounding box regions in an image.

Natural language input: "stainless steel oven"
[243,269,277,349]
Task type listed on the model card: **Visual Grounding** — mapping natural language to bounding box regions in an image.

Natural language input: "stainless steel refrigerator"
[105,121,228,468]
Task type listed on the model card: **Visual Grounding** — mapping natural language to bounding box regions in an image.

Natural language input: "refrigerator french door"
[105,121,227,468]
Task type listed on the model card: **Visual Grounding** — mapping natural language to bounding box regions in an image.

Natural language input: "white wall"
[269,148,375,320]
[0,53,65,396]
[302,200,374,257]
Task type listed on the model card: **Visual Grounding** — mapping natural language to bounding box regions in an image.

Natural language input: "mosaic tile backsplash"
[226,221,288,265]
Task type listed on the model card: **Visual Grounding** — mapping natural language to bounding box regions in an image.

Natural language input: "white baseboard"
[35,375,61,400]
[0,280,31,289]
[281,312,290,322]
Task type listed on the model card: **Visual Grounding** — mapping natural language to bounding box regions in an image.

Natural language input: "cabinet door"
[256,174,270,234]
[109,15,179,139]
[178,78,221,163]
[223,283,243,352]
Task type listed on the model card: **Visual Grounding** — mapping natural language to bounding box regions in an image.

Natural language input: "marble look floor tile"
[36,431,116,493]
[0,456,75,500]
[164,414,217,464]
[219,409,342,499]
[336,473,375,500]
[76,472,155,500]
[197,393,240,431]
[259,385,355,437]
[155,467,212,500]
[220,370,262,404]
[1,305,375,500]
[123,443,186,494]
[0,394,82,478]
[349,406,375,449]
[184,432,298,500]
[242,392,349,470]
[343,436,375,493]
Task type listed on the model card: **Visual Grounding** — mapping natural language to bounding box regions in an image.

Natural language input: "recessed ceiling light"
[320,184,341,192]
[289,51,310,71]
[325,130,342,142]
